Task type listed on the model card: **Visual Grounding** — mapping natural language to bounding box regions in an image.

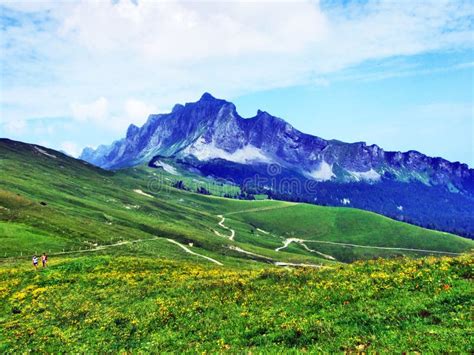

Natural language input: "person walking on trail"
[41,253,48,268]
[32,255,38,270]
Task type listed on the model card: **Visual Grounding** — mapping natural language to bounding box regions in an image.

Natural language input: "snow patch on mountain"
[34,146,57,159]
[184,138,270,164]
[152,160,178,175]
[308,161,335,181]
[349,169,381,182]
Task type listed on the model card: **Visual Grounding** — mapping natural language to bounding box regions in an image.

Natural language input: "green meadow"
[0,138,472,352]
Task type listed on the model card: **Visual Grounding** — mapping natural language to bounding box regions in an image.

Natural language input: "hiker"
[41,253,48,268]
[32,255,38,270]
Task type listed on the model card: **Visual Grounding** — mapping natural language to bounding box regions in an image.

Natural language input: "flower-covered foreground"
[1,254,472,352]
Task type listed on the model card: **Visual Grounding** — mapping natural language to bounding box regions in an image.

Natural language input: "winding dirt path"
[18,236,162,258]
[216,215,235,241]
[278,238,461,256]
[228,245,274,261]
[299,242,336,260]
[275,238,336,261]
[224,203,460,257]
[166,238,223,265]
[274,261,325,268]
[275,238,300,252]
[215,203,298,242]
[228,245,327,268]
[216,206,335,266]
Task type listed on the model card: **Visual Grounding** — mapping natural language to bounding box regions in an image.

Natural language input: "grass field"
[0,138,473,352]
[1,254,472,352]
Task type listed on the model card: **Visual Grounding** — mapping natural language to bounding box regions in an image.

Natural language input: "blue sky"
[0,0,473,165]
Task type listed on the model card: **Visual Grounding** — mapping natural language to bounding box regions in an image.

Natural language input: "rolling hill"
[0,138,473,352]
[1,138,472,265]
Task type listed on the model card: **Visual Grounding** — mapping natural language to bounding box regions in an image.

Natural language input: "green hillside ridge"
[0,138,472,266]
[0,138,473,352]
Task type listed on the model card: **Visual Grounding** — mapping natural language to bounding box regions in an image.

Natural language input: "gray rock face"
[80,93,474,193]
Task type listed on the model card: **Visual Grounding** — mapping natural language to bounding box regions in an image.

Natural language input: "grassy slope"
[0,254,472,352]
[0,139,473,352]
[0,139,472,265]
[227,204,472,262]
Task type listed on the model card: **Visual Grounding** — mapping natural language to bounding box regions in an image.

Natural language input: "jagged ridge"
[80,93,473,194]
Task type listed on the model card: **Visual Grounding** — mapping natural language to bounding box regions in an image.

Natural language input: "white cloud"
[3,119,26,134]
[69,96,158,132]
[60,141,81,157]
[59,1,327,60]
[124,99,157,126]
[0,0,473,153]
[1,0,470,112]
[71,97,109,123]
[314,1,474,73]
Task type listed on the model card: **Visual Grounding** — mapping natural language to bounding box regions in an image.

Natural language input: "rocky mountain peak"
[79,93,473,196]
[181,92,231,117]
[126,124,139,139]
[172,104,184,113]
[256,109,272,118]
[199,92,217,101]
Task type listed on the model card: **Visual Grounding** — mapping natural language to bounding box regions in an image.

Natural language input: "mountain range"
[2,136,473,352]
[80,93,474,237]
